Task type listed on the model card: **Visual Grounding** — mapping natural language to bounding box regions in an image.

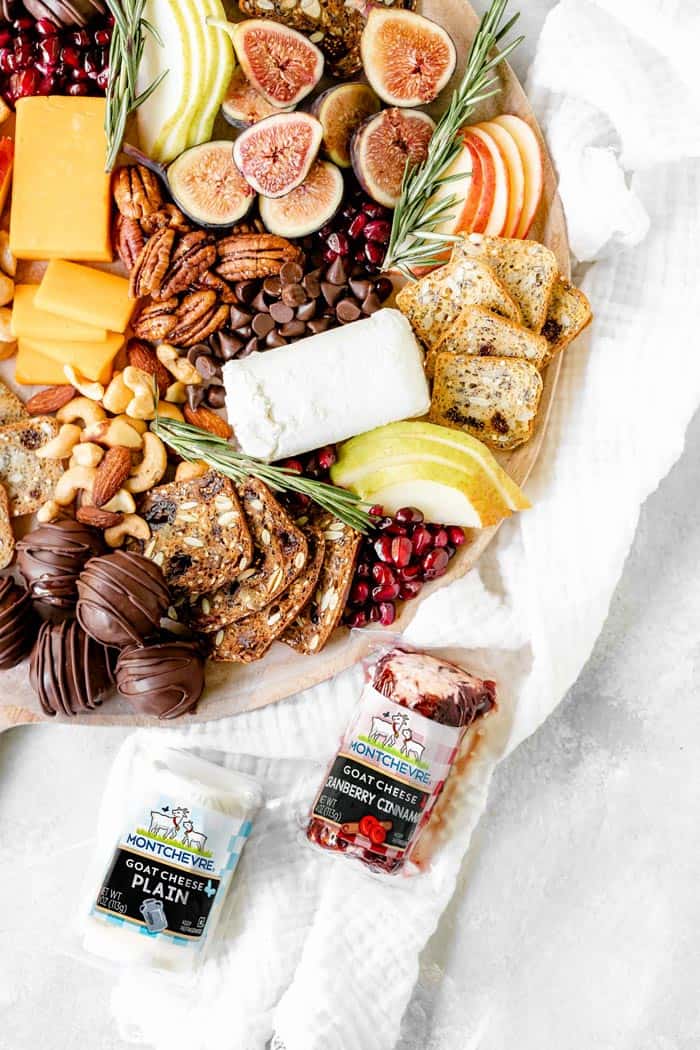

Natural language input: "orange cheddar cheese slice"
[0,137,13,216]
[15,341,71,385]
[10,97,112,262]
[35,260,133,333]
[21,333,122,383]
[12,285,109,342]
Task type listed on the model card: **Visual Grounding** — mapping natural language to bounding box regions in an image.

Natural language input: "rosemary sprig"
[382,0,523,277]
[104,0,167,172]
[152,416,376,533]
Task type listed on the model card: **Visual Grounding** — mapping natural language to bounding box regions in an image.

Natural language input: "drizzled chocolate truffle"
[77,551,170,647]
[22,0,108,27]
[17,519,105,612]
[29,619,114,717]
[116,641,205,720]
[0,576,37,669]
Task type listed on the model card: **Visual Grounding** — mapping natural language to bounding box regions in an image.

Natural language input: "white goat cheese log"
[222,308,431,461]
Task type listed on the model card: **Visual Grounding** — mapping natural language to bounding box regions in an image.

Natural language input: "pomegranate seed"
[83,48,101,76]
[11,68,39,98]
[71,64,90,81]
[35,17,58,35]
[448,526,466,546]
[350,581,369,605]
[372,581,400,602]
[412,525,432,556]
[399,580,423,600]
[398,563,422,581]
[71,29,91,47]
[384,521,408,536]
[395,506,423,524]
[391,536,412,568]
[364,219,391,244]
[347,609,367,629]
[373,536,393,562]
[320,223,334,238]
[378,601,396,626]
[281,458,303,474]
[368,604,381,622]
[61,45,80,67]
[364,241,383,265]
[423,549,449,578]
[371,563,396,586]
[355,561,371,578]
[327,231,349,255]
[0,30,11,48]
[0,48,15,73]
[432,528,449,548]
[363,201,385,218]
[369,503,384,517]
[38,36,60,68]
[375,276,394,301]
[96,68,110,91]
[14,41,34,67]
[316,446,336,470]
[94,29,111,46]
[348,213,367,239]
[354,248,366,264]
[66,81,88,96]
[36,75,53,95]
[323,248,338,264]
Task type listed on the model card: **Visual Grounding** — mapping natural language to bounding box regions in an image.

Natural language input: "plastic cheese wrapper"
[77,737,263,976]
[306,643,498,876]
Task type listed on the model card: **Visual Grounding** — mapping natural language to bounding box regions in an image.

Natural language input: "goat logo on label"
[367,710,425,761]
[399,727,425,762]
[148,805,208,852]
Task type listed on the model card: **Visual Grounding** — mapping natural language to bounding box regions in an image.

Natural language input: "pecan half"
[140,204,191,237]
[113,214,145,271]
[195,269,238,304]
[129,226,176,300]
[156,230,218,300]
[167,290,229,347]
[113,164,163,220]
[216,233,302,281]
[132,297,179,341]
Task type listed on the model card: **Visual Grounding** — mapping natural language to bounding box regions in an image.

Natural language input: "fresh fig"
[311,82,381,169]
[233,111,323,198]
[351,108,435,208]
[167,141,256,227]
[229,19,324,109]
[360,8,456,107]
[221,66,284,127]
[259,160,344,238]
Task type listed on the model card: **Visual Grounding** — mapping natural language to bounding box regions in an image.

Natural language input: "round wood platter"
[0,0,571,732]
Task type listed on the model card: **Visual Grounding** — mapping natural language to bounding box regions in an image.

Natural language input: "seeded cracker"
[132,471,252,599]
[188,477,308,634]
[541,276,593,363]
[0,483,14,570]
[0,416,63,517]
[0,381,29,426]
[209,524,326,663]
[282,509,361,655]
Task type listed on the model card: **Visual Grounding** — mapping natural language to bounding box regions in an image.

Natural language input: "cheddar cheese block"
[21,333,122,383]
[15,341,70,385]
[10,97,112,261]
[36,260,133,333]
[12,285,109,343]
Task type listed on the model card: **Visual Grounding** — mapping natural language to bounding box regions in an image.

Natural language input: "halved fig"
[167,141,256,227]
[360,8,456,107]
[259,161,344,237]
[233,111,323,198]
[311,82,380,168]
[351,108,435,208]
[231,19,324,109]
[221,66,283,127]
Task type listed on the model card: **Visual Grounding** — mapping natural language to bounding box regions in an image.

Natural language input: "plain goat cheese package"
[222,308,430,460]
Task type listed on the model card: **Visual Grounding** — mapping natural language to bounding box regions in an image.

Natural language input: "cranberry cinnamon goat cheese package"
[306,645,497,875]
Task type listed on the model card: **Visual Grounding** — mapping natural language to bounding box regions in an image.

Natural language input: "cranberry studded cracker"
[282,510,361,655]
[188,478,308,634]
[209,524,326,663]
[0,416,63,517]
[132,471,252,599]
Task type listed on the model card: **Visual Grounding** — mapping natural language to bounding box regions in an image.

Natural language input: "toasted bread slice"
[395,257,521,349]
[430,354,543,450]
[0,483,14,569]
[0,416,63,516]
[541,276,592,362]
[0,381,28,426]
[188,478,307,633]
[209,525,326,663]
[453,234,558,333]
[282,509,361,655]
[426,305,549,378]
[134,472,252,601]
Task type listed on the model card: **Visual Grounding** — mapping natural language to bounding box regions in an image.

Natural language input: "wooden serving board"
[0,0,571,732]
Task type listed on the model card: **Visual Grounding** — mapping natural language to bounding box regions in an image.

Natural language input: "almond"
[126,338,171,396]
[183,404,232,439]
[92,446,133,507]
[26,386,77,415]
[76,505,123,529]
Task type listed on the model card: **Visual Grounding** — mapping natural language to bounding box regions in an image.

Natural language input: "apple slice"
[490,114,543,237]
[476,120,524,238]
[430,139,478,236]
[463,127,509,236]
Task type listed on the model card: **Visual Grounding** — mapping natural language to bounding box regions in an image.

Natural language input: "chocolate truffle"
[17,519,105,612]
[30,619,114,717]
[0,576,37,669]
[22,0,108,27]
[115,641,205,719]
[77,551,170,647]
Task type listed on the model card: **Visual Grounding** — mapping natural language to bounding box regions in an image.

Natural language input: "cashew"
[154,400,184,422]
[125,432,167,493]
[57,397,107,428]
[175,459,209,483]
[104,514,151,548]
[164,380,187,404]
[0,231,16,278]
[123,365,157,421]
[63,364,105,402]
[81,417,144,450]
[37,499,60,523]
[54,465,96,506]
[0,306,12,343]
[157,344,202,386]
[112,414,148,435]
[102,371,132,415]
[70,442,104,468]
[0,273,13,307]
[36,422,82,460]
[101,488,136,514]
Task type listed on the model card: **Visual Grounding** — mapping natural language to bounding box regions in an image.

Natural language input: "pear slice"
[136,0,189,163]
[189,1,235,146]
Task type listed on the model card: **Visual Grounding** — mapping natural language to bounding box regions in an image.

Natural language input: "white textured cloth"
[107,3,700,1048]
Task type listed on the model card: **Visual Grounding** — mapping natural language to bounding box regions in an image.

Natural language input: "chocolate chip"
[187,343,209,363]
[229,306,252,329]
[362,291,381,315]
[263,276,281,297]
[269,302,294,324]
[280,261,304,285]
[251,290,269,313]
[195,354,220,381]
[321,281,344,307]
[252,313,275,338]
[281,283,306,307]
[375,276,394,302]
[266,330,288,348]
[211,331,243,361]
[243,336,260,355]
[233,280,258,304]
[237,325,253,340]
[303,271,321,298]
[279,320,306,338]
[307,318,330,335]
[349,278,371,300]
[295,300,316,322]
[205,384,226,409]
[337,299,362,323]
[326,256,346,285]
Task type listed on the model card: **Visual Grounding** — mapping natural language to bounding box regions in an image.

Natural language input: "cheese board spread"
[0,0,592,730]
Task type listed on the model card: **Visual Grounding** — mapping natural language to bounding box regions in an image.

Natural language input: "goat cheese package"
[222,308,431,460]
[80,740,263,974]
